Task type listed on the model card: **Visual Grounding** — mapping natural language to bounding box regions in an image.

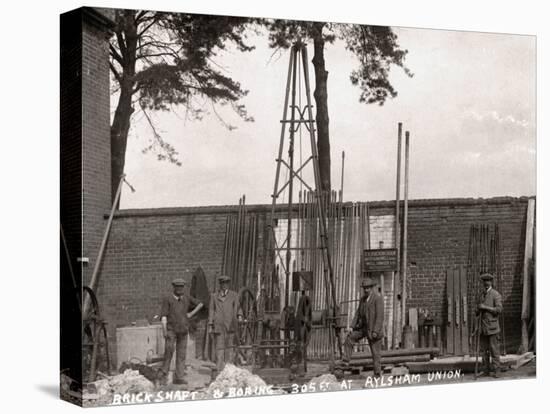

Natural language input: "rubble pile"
[109,369,155,394]
[184,358,216,390]
[308,373,341,391]
[60,373,82,404]
[207,364,267,396]
[83,369,154,407]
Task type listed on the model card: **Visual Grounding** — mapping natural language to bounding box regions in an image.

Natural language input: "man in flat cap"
[208,275,243,372]
[343,277,385,377]
[159,278,204,385]
[476,272,503,378]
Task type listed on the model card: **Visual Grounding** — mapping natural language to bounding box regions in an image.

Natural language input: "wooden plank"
[409,308,418,348]
[446,269,454,355]
[350,347,440,359]
[453,268,461,355]
[511,352,535,370]
[460,266,469,355]
[520,199,535,353]
[336,354,431,368]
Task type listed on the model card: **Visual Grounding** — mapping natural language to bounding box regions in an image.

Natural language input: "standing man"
[208,275,243,372]
[343,277,384,377]
[159,278,204,385]
[477,273,503,378]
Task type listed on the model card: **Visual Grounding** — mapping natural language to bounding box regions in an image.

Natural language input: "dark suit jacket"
[477,288,503,336]
[208,290,242,333]
[352,291,385,340]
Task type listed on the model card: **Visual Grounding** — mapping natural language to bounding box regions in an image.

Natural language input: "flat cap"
[480,273,494,281]
[361,277,376,287]
[218,275,231,282]
[171,278,187,286]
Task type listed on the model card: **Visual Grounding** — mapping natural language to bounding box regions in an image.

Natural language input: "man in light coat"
[476,272,503,377]
[208,275,243,372]
[343,277,385,377]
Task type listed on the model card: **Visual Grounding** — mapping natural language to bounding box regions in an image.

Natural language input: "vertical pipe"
[221,215,230,275]
[239,195,248,288]
[233,197,242,290]
[392,123,402,348]
[400,131,410,341]
[340,151,345,202]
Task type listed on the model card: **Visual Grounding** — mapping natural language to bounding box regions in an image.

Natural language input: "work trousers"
[213,328,236,372]
[480,334,501,373]
[162,331,187,383]
[343,330,382,376]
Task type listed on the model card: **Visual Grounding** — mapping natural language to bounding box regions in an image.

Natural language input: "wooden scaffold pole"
[400,131,410,343]
[393,122,402,349]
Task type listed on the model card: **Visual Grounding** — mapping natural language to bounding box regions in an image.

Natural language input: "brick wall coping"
[109,196,534,219]
[81,7,116,33]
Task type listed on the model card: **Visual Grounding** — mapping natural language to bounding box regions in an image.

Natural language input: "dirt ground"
[249,358,536,393]
[82,358,535,406]
[335,359,537,391]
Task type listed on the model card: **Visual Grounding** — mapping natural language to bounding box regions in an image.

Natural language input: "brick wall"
[99,206,269,360]
[81,9,113,286]
[60,7,114,383]
[369,197,529,352]
[98,197,530,364]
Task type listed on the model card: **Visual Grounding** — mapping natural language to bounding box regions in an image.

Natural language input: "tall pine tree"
[266,20,412,191]
[109,10,256,200]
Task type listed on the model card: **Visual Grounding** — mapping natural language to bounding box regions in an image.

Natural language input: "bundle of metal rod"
[283,192,362,359]
[262,190,374,360]
[220,195,259,293]
[466,223,504,353]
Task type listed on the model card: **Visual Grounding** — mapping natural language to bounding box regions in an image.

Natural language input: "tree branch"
[137,51,179,60]
[109,62,122,83]
[109,44,124,65]
[138,16,160,37]
[115,31,127,58]
[134,10,148,24]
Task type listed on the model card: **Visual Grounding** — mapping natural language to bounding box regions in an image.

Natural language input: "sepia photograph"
[59,3,536,408]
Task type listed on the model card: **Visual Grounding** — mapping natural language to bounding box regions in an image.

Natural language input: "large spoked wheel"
[236,287,258,365]
[82,286,111,383]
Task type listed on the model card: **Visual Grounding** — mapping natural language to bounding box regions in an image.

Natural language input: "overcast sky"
[118,24,536,209]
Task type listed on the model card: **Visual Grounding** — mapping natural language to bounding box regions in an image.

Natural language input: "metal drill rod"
[394,123,403,347]
[221,215,230,275]
[400,131,410,338]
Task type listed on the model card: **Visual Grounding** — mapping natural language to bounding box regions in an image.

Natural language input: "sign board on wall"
[363,248,398,272]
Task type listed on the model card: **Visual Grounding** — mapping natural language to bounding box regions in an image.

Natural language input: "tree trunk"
[110,11,138,203]
[311,22,331,193]
[110,86,133,202]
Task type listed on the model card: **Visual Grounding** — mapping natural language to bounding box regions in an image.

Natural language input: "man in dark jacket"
[343,277,385,377]
[476,273,503,377]
[208,275,243,372]
[160,278,204,385]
